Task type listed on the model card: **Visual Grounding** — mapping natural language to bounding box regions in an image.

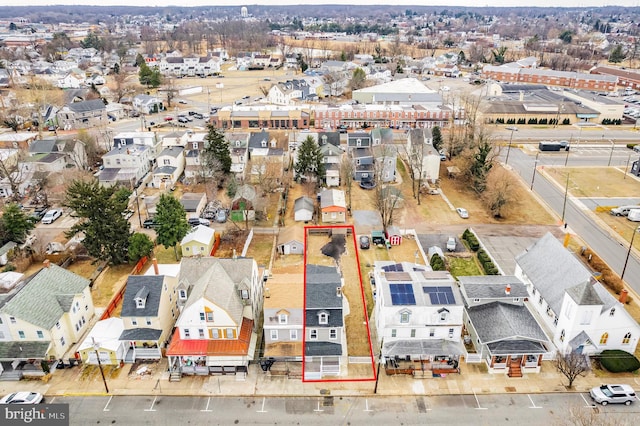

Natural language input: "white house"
[373,261,464,375]
[151,146,185,189]
[406,128,441,184]
[294,196,314,222]
[515,232,640,356]
[98,144,153,188]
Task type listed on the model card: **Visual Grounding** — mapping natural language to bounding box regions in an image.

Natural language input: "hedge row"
[462,229,480,252]
[581,247,630,301]
[477,248,499,275]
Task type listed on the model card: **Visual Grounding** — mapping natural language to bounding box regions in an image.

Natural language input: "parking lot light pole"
[561,172,570,222]
[530,152,540,191]
[621,226,640,282]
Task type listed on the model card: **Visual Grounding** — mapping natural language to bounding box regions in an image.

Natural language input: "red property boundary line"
[302,224,377,383]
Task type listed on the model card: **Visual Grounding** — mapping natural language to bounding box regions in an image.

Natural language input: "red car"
[164,116,173,121]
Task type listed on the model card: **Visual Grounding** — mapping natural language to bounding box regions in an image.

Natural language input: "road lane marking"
[527,394,541,408]
[103,395,112,412]
[257,397,267,413]
[580,394,596,408]
[144,396,157,412]
[49,397,56,404]
[364,398,372,412]
[473,390,487,410]
[314,399,324,412]
[201,397,212,412]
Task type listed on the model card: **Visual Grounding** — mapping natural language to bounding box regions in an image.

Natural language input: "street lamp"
[504,127,517,166]
[216,82,224,103]
[530,152,540,191]
[607,140,615,167]
[621,226,640,282]
[92,337,109,394]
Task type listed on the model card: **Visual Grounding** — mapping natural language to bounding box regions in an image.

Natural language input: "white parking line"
[527,394,541,409]
[580,393,596,408]
[144,396,157,412]
[49,397,56,404]
[103,395,112,412]
[257,397,267,413]
[473,390,488,410]
[364,398,373,412]
[314,399,324,412]
[201,397,212,412]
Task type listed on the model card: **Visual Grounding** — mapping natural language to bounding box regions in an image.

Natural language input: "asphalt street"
[505,147,640,296]
[49,394,637,426]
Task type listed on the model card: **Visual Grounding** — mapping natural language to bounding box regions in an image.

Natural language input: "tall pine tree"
[294,135,325,183]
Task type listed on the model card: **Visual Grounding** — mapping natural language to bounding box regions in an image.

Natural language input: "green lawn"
[448,256,483,278]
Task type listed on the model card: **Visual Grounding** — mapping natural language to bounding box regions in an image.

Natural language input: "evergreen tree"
[432,126,443,152]
[609,45,626,63]
[203,125,232,174]
[128,233,154,263]
[469,138,494,194]
[64,180,132,265]
[154,194,190,260]
[1,203,35,244]
[294,136,325,182]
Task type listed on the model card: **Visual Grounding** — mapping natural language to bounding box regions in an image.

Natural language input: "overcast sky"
[2,1,639,8]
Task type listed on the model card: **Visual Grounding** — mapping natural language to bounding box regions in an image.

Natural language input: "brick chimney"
[619,289,629,304]
[505,284,511,295]
[152,258,159,275]
[43,259,50,268]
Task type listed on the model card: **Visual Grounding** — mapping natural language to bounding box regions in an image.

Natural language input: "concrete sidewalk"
[2,359,639,399]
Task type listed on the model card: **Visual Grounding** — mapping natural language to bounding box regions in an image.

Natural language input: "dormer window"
[279,313,288,324]
[179,289,187,300]
[134,286,149,309]
[399,310,411,324]
[235,140,240,147]
[438,308,449,322]
[318,312,329,325]
[136,299,145,309]
[261,140,267,147]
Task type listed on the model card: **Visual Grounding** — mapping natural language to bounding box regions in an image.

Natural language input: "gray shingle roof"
[294,196,314,213]
[566,282,603,306]
[466,302,549,345]
[515,232,592,314]
[486,340,547,355]
[120,275,164,318]
[178,257,255,324]
[304,341,342,356]
[0,264,90,330]
[119,328,162,341]
[306,308,343,327]
[68,99,106,113]
[458,276,529,300]
[0,341,51,360]
[305,265,342,309]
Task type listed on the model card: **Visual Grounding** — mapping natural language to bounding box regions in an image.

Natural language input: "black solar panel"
[423,286,456,305]
[389,283,416,305]
[382,263,404,272]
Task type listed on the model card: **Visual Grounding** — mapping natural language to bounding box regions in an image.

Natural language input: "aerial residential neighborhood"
[0,2,640,424]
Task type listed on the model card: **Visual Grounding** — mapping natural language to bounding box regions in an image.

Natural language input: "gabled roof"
[515,232,593,314]
[181,225,215,246]
[277,226,304,246]
[0,264,90,330]
[305,264,342,310]
[320,189,346,209]
[566,281,603,306]
[304,341,342,356]
[67,99,106,113]
[178,257,255,324]
[180,192,206,211]
[294,196,314,212]
[466,302,549,345]
[120,275,165,318]
[458,276,529,300]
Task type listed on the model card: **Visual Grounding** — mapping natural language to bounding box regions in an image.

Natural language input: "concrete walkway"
[2,359,639,398]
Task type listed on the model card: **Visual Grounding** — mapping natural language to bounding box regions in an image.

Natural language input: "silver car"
[589,384,636,405]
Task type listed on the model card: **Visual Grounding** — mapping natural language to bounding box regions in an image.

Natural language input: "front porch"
[0,341,54,381]
[382,339,464,377]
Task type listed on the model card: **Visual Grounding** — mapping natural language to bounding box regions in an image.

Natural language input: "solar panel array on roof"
[389,283,416,305]
[382,263,404,272]
[423,286,456,305]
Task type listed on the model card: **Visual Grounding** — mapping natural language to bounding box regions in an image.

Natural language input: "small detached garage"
[277,226,304,255]
[77,317,125,365]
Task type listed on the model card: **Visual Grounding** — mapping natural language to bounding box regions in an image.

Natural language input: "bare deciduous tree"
[340,155,354,212]
[482,167,516,218]
[556,350,589,389]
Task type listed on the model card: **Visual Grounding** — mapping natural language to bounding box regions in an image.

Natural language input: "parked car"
[0,391,44,404]
[177,116,189,123]
[456,207,469,219]
[359,235,370,249]
[164,116,173,121]
[143,219,159,229]
[446,236,456,251]
[122,209,134,220]
[41,208,62,224]
[193,113,204,119]
[178,100,188,104]
[188,217,210,227]
[30,208,47,222]
[590,384,636,405]
[215,209,227,223]
[610,205,640,216]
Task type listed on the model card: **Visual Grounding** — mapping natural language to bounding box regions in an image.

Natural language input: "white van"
[633,145,640,153]
[628,209,640,222]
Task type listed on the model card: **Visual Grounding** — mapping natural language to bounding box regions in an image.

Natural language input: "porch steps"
[169,371,182,382]
[508,363,522,378]
[0,371,23,381]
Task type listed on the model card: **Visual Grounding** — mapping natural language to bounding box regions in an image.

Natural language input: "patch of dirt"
[321,234,346,261]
